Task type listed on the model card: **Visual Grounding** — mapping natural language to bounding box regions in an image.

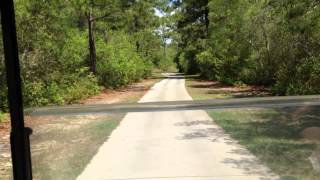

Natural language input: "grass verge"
[28,114,123,180]
[186,78,320,180]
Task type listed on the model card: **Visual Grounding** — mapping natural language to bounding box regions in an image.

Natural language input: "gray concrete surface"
[77,75,278,180]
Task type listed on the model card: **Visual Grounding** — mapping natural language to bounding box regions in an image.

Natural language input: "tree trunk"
[204,7,209,38]
[87,10,97,74]
[163,42,166,60]
[136,41,140,52]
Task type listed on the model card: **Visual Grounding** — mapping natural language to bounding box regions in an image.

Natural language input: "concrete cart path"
[77,74,278,180]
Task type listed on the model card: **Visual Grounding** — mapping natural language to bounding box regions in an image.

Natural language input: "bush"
[196,50,217,80]
[20,30,100,107]
[97,32,151,88]
[177,46,200,74]
[273,57,320,95]
[22,68,99,106]
[62,70,100,103]
[178,52,188,73]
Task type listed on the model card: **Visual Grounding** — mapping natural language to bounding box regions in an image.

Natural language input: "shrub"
[20,30,100,107]
[196,50,217,80]
[62,70,100,103]
[273,57,320,95]
[97,32,151,88]
[178,52,188,73]
[22,69,99,106]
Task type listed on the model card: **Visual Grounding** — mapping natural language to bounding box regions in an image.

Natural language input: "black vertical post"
[0,1,33,180]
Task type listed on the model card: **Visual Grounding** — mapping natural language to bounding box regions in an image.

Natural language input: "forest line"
[0,0,175,114]
[173,0,320,95]
[1,0,320,115]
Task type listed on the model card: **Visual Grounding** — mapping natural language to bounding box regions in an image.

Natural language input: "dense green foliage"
[174,0,320,95]
[0,0,168,111]
[2,0,319,114]
[96,31,152,88]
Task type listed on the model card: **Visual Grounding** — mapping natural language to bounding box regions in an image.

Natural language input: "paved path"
[77,74,278,180]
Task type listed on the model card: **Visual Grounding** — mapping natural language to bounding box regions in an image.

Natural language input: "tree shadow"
[222,156,277,179]
[188,79,271,98]
[175,127,228,141]
[213,106,320,178]
[258,106,320,134]
[190,81,229,89]
[174,120,213,127]
[173,106,320,178]
[206,87,271,98]
[174,119,279,179]
[150,75,167,80]
[168,76,185,79]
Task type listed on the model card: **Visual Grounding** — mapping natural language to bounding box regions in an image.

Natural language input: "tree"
[174,0,209,74]
[73,0,120,74]
[173,0,320,94]
[0,0,173,113]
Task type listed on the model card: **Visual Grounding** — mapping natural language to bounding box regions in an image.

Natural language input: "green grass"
[186,78,320,180]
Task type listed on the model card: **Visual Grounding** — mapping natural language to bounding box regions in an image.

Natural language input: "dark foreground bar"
[26,95,320,116]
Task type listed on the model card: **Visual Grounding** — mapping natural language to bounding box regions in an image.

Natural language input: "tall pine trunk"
[87,10,97,74]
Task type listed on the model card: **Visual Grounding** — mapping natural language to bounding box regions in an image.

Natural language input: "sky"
[154,0,177,18]
[154,1,176,44]
[154,8,166,18]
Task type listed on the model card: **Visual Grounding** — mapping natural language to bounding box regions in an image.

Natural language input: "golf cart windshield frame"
[1,1,33,180]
